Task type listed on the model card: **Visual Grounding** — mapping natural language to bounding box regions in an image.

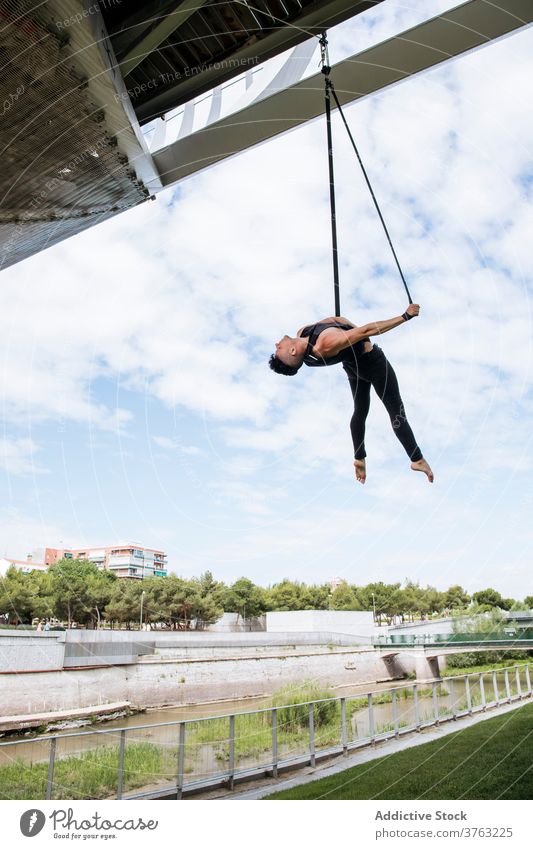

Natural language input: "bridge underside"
[1,0,532,269]
[100,0,383,125]
[379,642,533,680]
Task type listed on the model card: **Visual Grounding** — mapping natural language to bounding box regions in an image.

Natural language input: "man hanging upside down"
[268,303,434,484]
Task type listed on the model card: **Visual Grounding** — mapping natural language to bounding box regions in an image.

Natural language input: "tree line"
[0,558,531,629]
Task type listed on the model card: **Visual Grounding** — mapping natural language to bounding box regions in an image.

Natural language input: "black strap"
[324,77,341,316]
[320,33,413,306]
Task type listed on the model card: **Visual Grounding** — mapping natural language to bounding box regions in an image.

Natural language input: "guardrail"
[0,663,531,800]
[373,631,533,647]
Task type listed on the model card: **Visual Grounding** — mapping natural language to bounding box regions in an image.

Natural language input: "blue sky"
[1,1,532,597]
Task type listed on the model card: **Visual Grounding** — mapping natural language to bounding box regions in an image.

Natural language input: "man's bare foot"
[411,458,434,483]
[354,459,366,484]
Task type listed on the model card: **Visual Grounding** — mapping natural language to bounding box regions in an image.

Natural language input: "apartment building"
[0,556,48,576]
[36,544,168,580]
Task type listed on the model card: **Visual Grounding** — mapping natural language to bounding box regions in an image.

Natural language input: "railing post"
[449,678,457,719]
[228,714,235,790]
[493,670,500,705]
[525,664,532,695]
[479,673,486,711]
[504,668,511,703]
[432,681,439,725]
[309,703,316,767]
[46,737,57,800]
[392,689,399,736]
[341,698,348,755]
[465,675,472,715]
[176,722,186,799]
[116,729,126,800]
[368,693,375,744]
[515,666,522,699]
[271,709,278,778]
[413,684,420,730]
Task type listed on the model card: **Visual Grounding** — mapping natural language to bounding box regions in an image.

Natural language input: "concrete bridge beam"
[414,653,440,682]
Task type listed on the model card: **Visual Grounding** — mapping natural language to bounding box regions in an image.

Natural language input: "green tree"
[196,571,227,607]
[508,600,528,612]
[425,585,446,617]
[0,566,34,624]
[329,582,361,610]
[104,579,143,627]
[190,571,225,628]
[224,578,267,623]
[165,576,201,629]
[358,582,402,624]
[48,559,103,627]
[193,593,224,629]
[524,596,533,609]
[267,580,307,611]
[444,585,471,610]
[301,583,331,610]
[28,570,55,621]
[472,588,503,609]
[85,569,117,628]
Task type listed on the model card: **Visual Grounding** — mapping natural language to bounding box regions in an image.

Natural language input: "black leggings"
[343,345,423,462]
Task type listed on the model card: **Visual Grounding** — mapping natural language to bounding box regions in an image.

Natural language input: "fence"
[373,631,533,646]
[0,663,531,800]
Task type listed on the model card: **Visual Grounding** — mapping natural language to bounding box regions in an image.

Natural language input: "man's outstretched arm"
[316,304,420,357]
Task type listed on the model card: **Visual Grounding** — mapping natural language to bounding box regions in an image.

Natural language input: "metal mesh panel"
[234,710,272,775]
[122,725,179,797]
[183,717,230,787]
[50,731,121,800]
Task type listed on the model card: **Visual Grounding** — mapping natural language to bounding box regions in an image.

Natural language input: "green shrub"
[445,650,530,669]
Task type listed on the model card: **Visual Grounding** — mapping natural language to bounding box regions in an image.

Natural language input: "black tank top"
[300,320,370,367]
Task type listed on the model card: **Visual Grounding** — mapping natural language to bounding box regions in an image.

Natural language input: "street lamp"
[140,590,145,630]
[372,592,376,624]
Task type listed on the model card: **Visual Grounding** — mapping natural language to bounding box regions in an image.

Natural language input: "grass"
[265,701,533,800]
[0,742,176,800]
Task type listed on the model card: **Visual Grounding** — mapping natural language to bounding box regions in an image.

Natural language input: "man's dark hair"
[268,354,300,376]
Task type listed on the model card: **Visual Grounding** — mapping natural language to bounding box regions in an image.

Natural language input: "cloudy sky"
[1,1,532,597]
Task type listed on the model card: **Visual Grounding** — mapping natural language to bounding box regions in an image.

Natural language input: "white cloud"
[152,435,203,455]
[0,438,45,476]
[0,508,63,558]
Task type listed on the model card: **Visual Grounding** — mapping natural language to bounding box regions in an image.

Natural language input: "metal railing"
[373,631,533,647]
[0,663,531,800]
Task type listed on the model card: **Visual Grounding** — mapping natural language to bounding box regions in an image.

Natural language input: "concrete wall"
[1,629,374,668]
[0,632,65,671]
[266,610,384,640]
[0,630,157,671]
[0,645,406,715]
[205,612,265,632]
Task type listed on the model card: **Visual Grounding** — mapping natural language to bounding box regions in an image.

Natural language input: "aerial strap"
[319,34,413,306]
[321,35,341,316]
